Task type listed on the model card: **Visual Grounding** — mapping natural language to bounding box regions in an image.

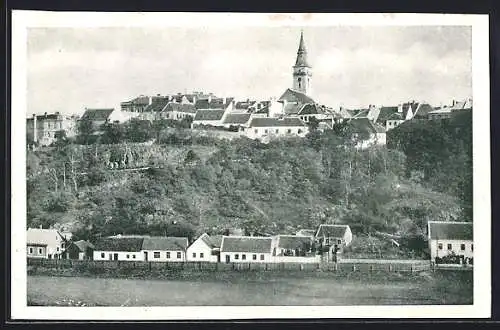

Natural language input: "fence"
[27,258,432,273]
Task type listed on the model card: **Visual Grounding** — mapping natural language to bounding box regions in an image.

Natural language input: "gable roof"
[27,228,65,246]
[93,237,145,252]
[195,98,233,110]
[144,98,170,112]
[296,229,316,237]
[315,224,350,238]
[348,118,386,134]
[376,106,399,124]
[142,237,188,251]
[164,102,196,114]
[223,113,252,125]
[70,240,95,252]
[81,108,114,121]
[249,117,306,128]
[278,88,315,104]
[254,105,270,115]
[221,236,273,253]
[283,103,303,115]
[122,96,150,106]
[277,235,313,250]
[428,221,473,240]
[194,109,225,121]
[298,103,325,115]
[235,101,256,110]
[413,103,434,119]
[199,233,223,249]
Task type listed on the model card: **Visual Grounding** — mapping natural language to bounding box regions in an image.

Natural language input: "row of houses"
[27,221,473,265]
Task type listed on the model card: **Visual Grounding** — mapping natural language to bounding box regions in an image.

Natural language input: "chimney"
[148,96,153,105]
[397,104,403,113]
[192,96,197,104]
[222,97,226,104]
[44,112,48,117]
[208,95,212,103]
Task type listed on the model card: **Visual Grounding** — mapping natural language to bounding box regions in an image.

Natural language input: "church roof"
[294,31,311,68]
[278,88,315,104]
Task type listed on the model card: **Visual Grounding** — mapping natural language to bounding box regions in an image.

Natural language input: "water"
[27,272,472,306]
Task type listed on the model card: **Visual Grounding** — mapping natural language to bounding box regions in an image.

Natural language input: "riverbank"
[27,270,473,306]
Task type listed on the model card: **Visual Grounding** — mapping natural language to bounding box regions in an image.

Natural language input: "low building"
[191,109,227,128]
[186,233,223,263]
[220,236,274,263]
[64,240,94,260]
[161,103,197,121]
[26,112,78,146]
[141,236,189,262]
[27,228,68,259]
[120,95,151,113]
[427,221,473,265]
[93,236,145,261]
[346,118,387,149]
[242,117,309,141]
[80,108,115,131]
[221,113,252,130]
[315,224,353,262]
[273,235,319,263]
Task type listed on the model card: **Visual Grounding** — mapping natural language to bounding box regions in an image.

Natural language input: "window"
[193,253,197,258]
[200,253,204,259]
[298,129,303,134]
[260,254,265,260]
[177,252,181,259]
[133,255,136,259]
[235,254,239,260]
[254,129,258,134]
[438,243,443,250]
[275,129,279,134]
[101,253,105,258]
[287,129,292,134]
[264,129,268,134]
[447,243,452,250]
[61,243,65,249]
[325,238,330,245]
[56,247,59,252]
[127,254,130,259]
[461,244,465,251]
[166,252,171,259]
[29,247,33,254]
[154,252,160,259]
[471,244,474,252]
[242,254,246,260]
[253,254,257,260]
[39,248,43,254]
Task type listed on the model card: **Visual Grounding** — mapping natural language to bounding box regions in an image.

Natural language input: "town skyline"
[27,26,472,115]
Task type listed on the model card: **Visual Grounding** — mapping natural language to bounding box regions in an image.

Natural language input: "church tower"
[292,31,312,96]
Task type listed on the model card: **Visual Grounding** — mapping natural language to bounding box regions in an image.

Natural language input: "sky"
[27,26,472,115]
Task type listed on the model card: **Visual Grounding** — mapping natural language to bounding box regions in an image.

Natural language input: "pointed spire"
[295,30,310,67]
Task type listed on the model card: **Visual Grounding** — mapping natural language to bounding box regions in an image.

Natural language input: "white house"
[221,113,252,130]
[273,235,320,263]
[220,236,274,263]
[27,228,68,259]
[315,224,353,262]
[242,117,309,141]
[191,109,228,128]
[186,233,223,263]
[92,236,145,261]
[347,118,387,149]
[427,221,473,264]
[160,103,197,121]
[141,236,189,262]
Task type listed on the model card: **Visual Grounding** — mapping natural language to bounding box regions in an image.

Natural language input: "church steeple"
[292,30,312,96]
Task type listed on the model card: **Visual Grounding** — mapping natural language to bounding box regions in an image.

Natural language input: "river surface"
[27,272,472,306]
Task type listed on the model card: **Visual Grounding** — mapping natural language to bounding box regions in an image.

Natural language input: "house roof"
[278,88,315,104]
[122,96,150,106]
[249,117,306,128]
[142,237,189,251]
[223,113,252,125]
[221,236,273,253]
[235,101,256,110]
[277,235,313,250]
[164,102,197,114]
[199,233,223,249]
[283,103,303,115]
[429,107,452,115]
[413,103,434,119]
[70,240,95,252]
[298,103,325,115]
[195,98,233,110]
[428,221,473,240]
[254,105,270,115]
[93,237,144,252]
[348,118,386,134]
[144,98,170,112]
[315,224,350,238]
[81,108,114,121]
[376,106,399,124]
[194,109,225,121]
[27,228,65,246]
[296,229,316,237]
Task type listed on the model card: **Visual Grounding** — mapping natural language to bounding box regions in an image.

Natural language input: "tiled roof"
[277,235,313,250]
[429,107,452,114]
[93,237,144,252]
[376,107,399,123]
[221,236,273,253]
[296,229,316,237]
[71,240,95,252]
[194,110,225,121]
[254,105,270,115]
[144,98,169,112]
[278,88,315,104]
[428,222,472,240]
[249,117,306,128]
[142,237,188,251]
[298,104,325,115]
[413,103,434,119]
[164,102,196,114]
[348,118,386,134]
[27,228,65,246]
[283,103,303,115]
[315,224,350,238]
[235,101,256,110]
[223,113,252,125]
[81,108,114,121]
[352,109,370,118]
[199,233,223,249]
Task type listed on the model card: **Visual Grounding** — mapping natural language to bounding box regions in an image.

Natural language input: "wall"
[272,255,320,263]
[429,239,473,260]
[386,120,404,131]
[244,126,308,140]
[93,250,143,261]
[186,239,218,263]
[27,245,47,258]
[142,250,186,262]
[220,252,273,263]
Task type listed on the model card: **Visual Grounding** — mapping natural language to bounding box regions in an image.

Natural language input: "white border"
[11,11,491,320]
